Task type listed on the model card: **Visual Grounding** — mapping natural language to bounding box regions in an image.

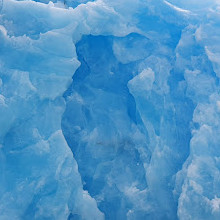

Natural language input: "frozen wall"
[0,0,220,219]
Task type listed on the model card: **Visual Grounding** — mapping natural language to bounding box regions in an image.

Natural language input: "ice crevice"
[62,30,193,219]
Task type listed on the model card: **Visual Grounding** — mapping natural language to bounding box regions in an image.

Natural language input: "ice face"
[1,0,220,220]
[0,1,104,219]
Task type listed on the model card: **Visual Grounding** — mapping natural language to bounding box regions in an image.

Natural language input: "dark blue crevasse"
[62,35,149,220]
[62,33,195,219]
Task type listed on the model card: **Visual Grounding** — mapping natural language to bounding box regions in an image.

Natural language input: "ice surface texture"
[0,0,220,219]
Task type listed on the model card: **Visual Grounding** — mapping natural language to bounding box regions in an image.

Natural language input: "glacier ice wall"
[0,0,220,219]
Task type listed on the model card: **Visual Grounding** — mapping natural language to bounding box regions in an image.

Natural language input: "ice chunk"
[128,68,155,94]
[0,0,104,219]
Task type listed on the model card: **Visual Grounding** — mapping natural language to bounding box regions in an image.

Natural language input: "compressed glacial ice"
[0,0,220,219]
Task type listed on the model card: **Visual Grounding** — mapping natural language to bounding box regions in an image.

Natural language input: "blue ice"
[0,0,220,219]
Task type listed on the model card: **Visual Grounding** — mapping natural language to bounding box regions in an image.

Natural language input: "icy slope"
[0,0,220,219]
